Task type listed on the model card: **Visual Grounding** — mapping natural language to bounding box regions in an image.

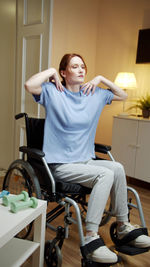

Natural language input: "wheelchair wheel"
[110,222,118,245]
[45,240,62,267]
[3,159,41,197]
[3,159,42,239]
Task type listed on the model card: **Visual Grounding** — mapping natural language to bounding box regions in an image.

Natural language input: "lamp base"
[118,112,129,117]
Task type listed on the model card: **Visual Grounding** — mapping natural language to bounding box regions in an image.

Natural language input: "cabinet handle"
[128,144,136,148]
[128,144,140,149]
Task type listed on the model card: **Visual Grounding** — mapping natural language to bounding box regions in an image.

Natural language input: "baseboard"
[127,176,150,190]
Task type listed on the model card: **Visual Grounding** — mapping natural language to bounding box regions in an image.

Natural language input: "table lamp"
[114,72,137,115]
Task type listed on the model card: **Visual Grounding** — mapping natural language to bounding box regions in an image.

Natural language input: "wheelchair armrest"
[19,146,45,160]
[94,143,111,154]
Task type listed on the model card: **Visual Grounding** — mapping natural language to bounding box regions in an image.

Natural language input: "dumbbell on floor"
[10,197,38,213]
[3,190,29,206]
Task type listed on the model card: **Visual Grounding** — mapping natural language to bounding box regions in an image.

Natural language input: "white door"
[14,0,53,158]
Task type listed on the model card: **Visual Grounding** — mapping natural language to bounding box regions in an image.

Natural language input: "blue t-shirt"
[33,82,114,163]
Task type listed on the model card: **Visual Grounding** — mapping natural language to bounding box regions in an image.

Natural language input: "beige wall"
[95,0,150,144]
[0,0,16,169]
[0,0,150,169]
[51,0,99,80]
[51,0,150,145]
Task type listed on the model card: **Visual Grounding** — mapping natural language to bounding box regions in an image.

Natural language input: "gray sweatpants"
[50,159,128,233]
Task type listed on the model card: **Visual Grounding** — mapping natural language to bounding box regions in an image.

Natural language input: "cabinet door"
[112,117,138,177]
[135,121,150,182]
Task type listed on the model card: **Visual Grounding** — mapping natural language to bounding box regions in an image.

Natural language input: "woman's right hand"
[49,68,64,92]
[25,68,64,94]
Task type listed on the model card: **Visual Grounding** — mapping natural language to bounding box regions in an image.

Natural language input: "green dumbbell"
[10,197,38,213]
[3,191,29,206]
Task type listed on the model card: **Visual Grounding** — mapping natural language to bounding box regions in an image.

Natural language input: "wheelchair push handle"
[15,113,27,120]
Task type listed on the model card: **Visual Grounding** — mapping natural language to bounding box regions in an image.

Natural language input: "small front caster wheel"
[110,222,118,245]
[44,240,62,267]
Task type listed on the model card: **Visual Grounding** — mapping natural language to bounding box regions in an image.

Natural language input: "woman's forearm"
[24,68,57,94]
[82,75,128,100]
[99,75,127,101]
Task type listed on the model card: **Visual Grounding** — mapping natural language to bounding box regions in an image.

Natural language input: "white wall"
[0,0,16,169]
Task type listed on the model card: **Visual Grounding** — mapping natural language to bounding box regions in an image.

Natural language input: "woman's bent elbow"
[123,92,128,100]
[120,91,128,101]
[24,82,30,92]
[24,82,42,95]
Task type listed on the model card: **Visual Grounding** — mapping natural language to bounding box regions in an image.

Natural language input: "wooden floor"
[0,175,150,266]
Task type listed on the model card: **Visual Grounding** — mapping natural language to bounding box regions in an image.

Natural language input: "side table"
[0,196,47,267]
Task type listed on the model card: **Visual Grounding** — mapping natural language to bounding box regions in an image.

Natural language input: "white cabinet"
[112,116,150,183]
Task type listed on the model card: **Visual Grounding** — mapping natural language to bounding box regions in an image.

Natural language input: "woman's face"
[61,56,86,86]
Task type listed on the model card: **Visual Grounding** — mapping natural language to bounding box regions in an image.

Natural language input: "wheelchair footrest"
[80,237,122,266]
[110,221,150,255]
[81,257,121,267]
[115,245,149,255]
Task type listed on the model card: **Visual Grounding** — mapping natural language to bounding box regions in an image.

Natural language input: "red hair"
[59,53,87,85]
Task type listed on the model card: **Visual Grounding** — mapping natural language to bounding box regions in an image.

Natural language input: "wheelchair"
[2,113,149,267]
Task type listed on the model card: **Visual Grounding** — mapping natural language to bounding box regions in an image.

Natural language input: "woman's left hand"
[81,76,101,95]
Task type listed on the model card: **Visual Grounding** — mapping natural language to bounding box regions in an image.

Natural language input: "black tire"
[3,159,41,198]
[110,222,118,245]
[3,159,42,238]
[45,240,62,267]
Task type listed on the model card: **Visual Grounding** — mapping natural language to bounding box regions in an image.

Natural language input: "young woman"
[25,53,150,264]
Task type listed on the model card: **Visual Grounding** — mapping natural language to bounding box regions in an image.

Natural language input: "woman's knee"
[94,168,114,187]
[113,162,125,175]
[112,162,127,187]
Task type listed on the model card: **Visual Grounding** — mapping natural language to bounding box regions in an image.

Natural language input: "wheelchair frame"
[2,113,147,266]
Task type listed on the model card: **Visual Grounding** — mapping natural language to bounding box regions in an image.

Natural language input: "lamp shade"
[114,72,137,90]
